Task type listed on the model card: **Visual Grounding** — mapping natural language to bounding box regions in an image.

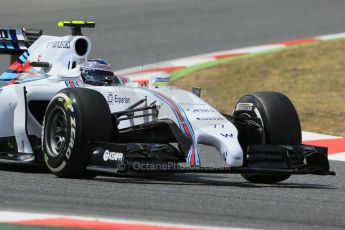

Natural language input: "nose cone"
[196,125,244,167]
[152,87,244,167]
[223,138,243,167]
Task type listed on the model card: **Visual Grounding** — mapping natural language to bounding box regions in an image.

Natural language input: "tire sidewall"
[234,92,301,183]
[43,91,83,175]
[235,92,301,146]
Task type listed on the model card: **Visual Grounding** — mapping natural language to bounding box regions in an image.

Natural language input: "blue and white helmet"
[80,59,118,86]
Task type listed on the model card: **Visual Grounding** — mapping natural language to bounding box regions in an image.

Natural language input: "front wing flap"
[85,141,334,176]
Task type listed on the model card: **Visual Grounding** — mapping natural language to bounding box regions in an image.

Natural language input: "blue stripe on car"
[5,42,14,49]
[0,72,17,80]
[144,89,200,166]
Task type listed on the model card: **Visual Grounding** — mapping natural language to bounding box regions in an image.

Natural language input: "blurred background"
[1,0,345,71]
[1,1,345,229]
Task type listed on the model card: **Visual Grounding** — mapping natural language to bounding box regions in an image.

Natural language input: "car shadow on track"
[0,161,335,190]
[94,173,335,190]
[0,161,50,174]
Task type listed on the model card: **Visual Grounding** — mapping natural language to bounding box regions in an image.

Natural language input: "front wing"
[85,141,334,176]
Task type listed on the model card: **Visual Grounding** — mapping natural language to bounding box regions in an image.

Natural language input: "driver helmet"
[80,59,118,86]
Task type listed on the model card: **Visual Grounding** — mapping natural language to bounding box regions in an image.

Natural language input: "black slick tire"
[234,91,301,183]
[42,88,113,178]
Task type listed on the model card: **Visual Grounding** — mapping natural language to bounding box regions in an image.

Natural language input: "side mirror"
[192,87,201,97]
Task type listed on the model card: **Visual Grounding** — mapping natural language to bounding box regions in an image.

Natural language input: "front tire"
[234,92,301,184]
[42,88,114,178]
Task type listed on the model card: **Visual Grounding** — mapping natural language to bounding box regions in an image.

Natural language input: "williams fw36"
[0,21,334,183]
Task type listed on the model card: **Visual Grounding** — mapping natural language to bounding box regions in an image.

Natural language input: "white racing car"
[0,21,334,183]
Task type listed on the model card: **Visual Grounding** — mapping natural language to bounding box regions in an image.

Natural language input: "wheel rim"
[46,107,68,157]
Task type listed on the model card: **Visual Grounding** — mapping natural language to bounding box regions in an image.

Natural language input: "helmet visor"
[82,69,115,85]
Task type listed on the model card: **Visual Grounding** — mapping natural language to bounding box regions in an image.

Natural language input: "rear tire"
[42,88,114,178]
[234,92,301,184]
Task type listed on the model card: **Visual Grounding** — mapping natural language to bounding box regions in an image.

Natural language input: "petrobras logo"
[103,150,124,162]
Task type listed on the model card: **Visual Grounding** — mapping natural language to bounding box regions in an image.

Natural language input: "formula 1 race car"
[0,21,334,183]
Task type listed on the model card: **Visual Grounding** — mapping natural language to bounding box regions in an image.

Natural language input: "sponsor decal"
[0,89,3,94]
[65,116,76,159]
[211,124,225,128]
[64,98,76,160]
[187,108,215,113]
[236,103,253,111]
[64,98,73,110]
[196,117,224,121]
[46,40,70,49]
[103,150,124,162]
[220,133,233,138]
[180,102,206,106]
[107,92,130,105]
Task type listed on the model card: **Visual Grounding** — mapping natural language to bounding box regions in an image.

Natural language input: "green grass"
[175,39,345,136]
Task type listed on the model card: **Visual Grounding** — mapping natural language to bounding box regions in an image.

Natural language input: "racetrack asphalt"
[1,0,345,229]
